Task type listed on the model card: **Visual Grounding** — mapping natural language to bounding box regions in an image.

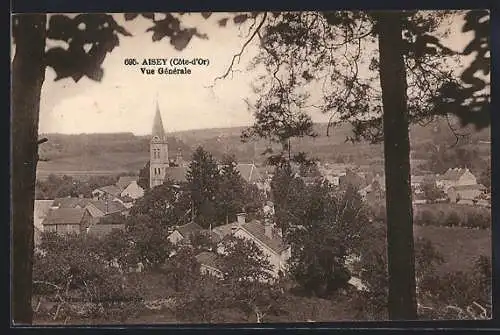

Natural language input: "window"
[152,148,161,159]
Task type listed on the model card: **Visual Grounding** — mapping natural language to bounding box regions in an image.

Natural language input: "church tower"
[150,100,169,188]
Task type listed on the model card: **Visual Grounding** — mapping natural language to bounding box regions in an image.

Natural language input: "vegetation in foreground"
[33,169,491,323]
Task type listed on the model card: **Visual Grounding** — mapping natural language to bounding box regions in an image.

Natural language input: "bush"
[413,204,491,230]
[33,232,145,321]
[418,256,492,319]
[418,210,436,227]
[445,211,461,227]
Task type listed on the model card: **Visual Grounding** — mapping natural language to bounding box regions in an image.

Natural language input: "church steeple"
[150,98,169,188]
[152,99,166,140]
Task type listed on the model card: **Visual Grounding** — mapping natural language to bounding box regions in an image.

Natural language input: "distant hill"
[37,117,490,178]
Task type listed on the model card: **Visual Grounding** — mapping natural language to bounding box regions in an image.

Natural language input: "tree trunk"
[11,14,47,324]
[375,12,417,319]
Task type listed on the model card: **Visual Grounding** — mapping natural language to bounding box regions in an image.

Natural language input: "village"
[33,104,491,296]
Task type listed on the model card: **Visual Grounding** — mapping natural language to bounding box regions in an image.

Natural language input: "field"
[36,119,490,180]
[414,225,491,275]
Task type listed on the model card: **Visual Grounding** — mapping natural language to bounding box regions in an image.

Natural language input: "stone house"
[438,168,478,191]
[212,213,291,278]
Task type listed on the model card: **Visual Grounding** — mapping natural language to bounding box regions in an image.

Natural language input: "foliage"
[419,145,487,175]
[35,174,119,199]
[175,275,231,323]
[130,179,191,227]
[186,146,222,228]
[352,226,443,319]
[33,232,141,310]
[219,236,274,283]
[270,163,306,233]
[287,181,369,297]
[125,214,175,269]
[478,165,491,189]
[216,154,246,223]
[421,181,446,203]
[418,256,492,319]
[137,161,150,190]
[162,246,200,292]
[219,236,285,323]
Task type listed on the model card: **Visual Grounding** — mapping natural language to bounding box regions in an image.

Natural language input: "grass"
[414,225,491,275]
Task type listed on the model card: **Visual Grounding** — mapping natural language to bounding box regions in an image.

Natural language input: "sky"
[36,12,475,135]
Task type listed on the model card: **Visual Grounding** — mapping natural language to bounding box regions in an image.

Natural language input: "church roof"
[152,101,167,140]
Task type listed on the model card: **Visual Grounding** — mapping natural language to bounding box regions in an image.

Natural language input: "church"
[148,102,264,189]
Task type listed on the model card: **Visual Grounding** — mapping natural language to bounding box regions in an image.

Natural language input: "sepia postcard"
[10,10,491,325]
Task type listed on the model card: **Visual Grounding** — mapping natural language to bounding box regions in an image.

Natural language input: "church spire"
[152,99,166,140]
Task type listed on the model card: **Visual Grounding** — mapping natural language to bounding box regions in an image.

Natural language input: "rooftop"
[42,207,86,226]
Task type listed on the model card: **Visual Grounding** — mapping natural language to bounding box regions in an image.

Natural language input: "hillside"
[36,118,490,179]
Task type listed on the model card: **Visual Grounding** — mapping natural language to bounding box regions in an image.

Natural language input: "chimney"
[236,212,246,225]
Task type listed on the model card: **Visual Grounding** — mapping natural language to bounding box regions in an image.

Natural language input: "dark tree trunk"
[11,14,47,325]
[375,12,417,319]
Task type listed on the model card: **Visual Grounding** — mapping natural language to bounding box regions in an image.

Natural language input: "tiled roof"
[53,197,91,208]
[212,220,289,255]
[441,168,468,181]
[116,176,138,190]
[195,251,224,270]
[176,222,203,238]
[88,200,126,216]
[42,207,86,226]
[242,221,289,254]
[97,185,122,196]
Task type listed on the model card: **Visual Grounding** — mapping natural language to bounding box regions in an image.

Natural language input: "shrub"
[445,211,461,227]
[418,256,492,320]
[418,210,436,227]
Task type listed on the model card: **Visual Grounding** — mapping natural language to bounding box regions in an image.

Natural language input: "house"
[86,212,126,238]
[34,200,54,246]
[92,185,122,200]
[195,251,224,279]
[116,176,138,191]
[438,168,478,191]
[42,207,92,235]
[114,195,135,209]
[120,180,144,200]
[212,213,291,277]
[447,184,487,204]
[167,222,204,245]
[85,199,128,224]
[51,197,91,209]
[115,176,144,200]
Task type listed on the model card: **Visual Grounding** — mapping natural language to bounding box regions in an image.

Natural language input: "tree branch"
[208,12,268,88]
